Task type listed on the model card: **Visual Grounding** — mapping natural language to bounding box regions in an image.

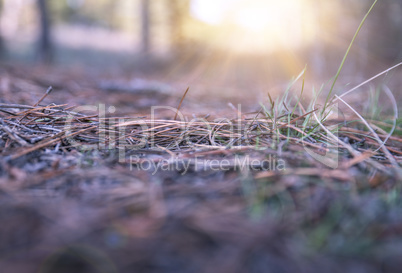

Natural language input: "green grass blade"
[322,0,378,115]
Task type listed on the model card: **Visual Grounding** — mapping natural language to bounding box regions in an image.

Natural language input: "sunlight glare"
[234,7,272,32]
[191,0,232,25]
[191,0,316,52]
[232,1,299,33]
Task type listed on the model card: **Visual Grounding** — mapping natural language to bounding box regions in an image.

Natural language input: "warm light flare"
[191,0,318,53]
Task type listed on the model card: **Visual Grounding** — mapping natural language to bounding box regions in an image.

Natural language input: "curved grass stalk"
[335,94,400,170]
[322,0,378,115]
[311,94,387,171]
[332,61,402,104]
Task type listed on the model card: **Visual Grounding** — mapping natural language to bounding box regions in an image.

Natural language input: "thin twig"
[174,87,190,121]
[34,86,53,107]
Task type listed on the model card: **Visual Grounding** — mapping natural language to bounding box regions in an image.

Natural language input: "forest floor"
[0,62,402,273]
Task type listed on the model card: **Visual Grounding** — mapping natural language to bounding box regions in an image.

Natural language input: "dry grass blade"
[1,94,400,174]
[9,126,97,160]
[311,94,388,172]
[342,151,375,169]
[277,108,318,129]
[34,86,53,107]
[335,95,400,170]
[174,87,190,121]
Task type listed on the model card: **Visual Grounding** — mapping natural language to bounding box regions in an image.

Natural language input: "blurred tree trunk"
[36,0,53,63]
[140,0,150,54]
[369,0,402,63]
[168,0,189,54]
[0,1,4,59]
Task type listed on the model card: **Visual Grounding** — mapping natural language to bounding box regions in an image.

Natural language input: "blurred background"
[0,0,401,103]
